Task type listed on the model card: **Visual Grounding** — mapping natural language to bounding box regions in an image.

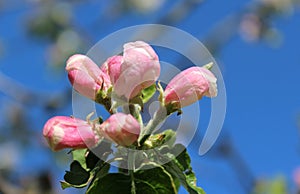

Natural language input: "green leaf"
[164,161,204,194]
[171,144,190,171]
[86,163,110,191]
[87,162,177,194]
[62,158,110,190]
[86,150,100,170]
[87,173,131,194]
[185,172,205,194]
[135,181,158,194]
[162,144,205,194]
[141,84,156,103]
[71,149,87,170]
[63,161,90,188]
[135,162,177,194]
[62,142,112,190]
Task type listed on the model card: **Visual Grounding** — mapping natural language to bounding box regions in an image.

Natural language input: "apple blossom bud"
[43,116,98,151]
[164,66,217,109]
[98,113,140,146]
[66,54,111,100]
[114,41,160,99]
[100,55,123,84]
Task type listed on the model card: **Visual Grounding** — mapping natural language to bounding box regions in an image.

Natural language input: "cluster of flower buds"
[43,41,218,151]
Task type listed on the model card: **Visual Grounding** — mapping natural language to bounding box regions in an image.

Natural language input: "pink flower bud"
[100,55,123,84]
[99,113,140,146]
[164,67,217,108]
[66,54,111,100]
[114,41,160,99]
[43,116,98,151]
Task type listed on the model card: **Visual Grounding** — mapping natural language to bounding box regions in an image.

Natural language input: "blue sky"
[0,0,300,193]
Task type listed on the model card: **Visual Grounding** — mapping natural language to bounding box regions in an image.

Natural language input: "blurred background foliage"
[0,0,299,193]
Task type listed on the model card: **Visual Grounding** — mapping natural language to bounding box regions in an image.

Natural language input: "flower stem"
[129,104,143,127]
[139,105,167,146]
[128,150,136,194]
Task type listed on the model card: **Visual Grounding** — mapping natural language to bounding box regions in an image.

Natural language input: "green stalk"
[139,105,168,146]
[128,150,136,194]
[129,104,143,126]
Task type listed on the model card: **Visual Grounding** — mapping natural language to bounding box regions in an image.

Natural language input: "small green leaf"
[63,161,90,187]
[60,180,89,189]
[141,84,156,103]
[71,149,87,169]
[62,142,112,190]
[86,151,100,170]
[60,181,71,189]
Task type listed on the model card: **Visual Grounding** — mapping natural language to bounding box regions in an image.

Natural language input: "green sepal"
[129,84,156,108]
[141,84,156,103]
[157,81,164,104]
[143,129,176,149]
[165,102,182,116]
[203,62,213,70]
[95,87,112,112]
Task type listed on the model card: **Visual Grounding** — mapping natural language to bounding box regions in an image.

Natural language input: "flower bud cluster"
[43,41,218,151]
